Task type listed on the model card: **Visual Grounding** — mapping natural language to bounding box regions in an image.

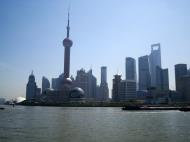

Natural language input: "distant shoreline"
[17,101,190,108]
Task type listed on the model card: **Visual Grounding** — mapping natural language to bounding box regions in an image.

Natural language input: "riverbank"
[17,101,190,108]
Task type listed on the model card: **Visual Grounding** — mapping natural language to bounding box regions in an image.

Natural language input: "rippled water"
[0,105,190,142]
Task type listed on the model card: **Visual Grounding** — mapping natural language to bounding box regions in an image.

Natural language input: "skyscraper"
[52,78,59,90]
[177,76,190,102]
[156,67,169,90]
[75,69,89,96]
[125,80,137,100]
[26,72,37,100]
[99,66,109,101]
[175,64,187,92]
[42,76,50,93]
[101,66,107,84]
[138,55,151,90]
[125,57,137,100]
[63,11,73,79]
[112,74,122,102]
[88,69,97,100]
[119,80,127,101]
[75,69,97,100]
[162,68,169,90]
[125,57,136,81]
[149,43,161,87]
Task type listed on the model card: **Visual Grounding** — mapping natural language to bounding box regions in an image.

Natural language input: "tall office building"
[52,78,59,90]
[162,68,169,90]
[42,76,50,93]
[188,69,190,76]
[112,74,122,102]
[156,67,169,90]
[99,66,109,101]
[119,80,127,101]
[138,55,151,90]
[101,66,107,84]
[125,57,136,81]
[63,11,73,79]
[125,80,137,100]
[26,72,37,100]
[75,69,89,97]
[75,69,97,100]
[125,57,137,100]
[88,69,97,100]
[175,64,187,92]
[177,76,190,101]
[149,43,161,87]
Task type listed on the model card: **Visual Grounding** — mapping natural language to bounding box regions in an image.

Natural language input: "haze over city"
[1,0,190,99]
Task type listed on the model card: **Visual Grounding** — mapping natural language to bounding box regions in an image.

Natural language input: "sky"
[1,0,190,100]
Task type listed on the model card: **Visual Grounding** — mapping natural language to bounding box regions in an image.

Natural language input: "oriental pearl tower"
[63,11,73,79]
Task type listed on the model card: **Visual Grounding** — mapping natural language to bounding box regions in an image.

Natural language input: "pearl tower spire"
[63,10,73,79]
[67,12,70,38]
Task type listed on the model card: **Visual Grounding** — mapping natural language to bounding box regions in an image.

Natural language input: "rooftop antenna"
[66,6,70,38]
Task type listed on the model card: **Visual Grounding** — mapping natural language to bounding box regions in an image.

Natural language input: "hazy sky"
[1,0,190,100]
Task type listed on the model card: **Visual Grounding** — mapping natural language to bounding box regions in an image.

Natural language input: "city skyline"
[1,0,190,99]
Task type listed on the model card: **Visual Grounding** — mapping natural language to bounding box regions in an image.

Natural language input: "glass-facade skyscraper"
[125,57,136,100]
[175,64,187,91]
[138,55,151,90]
[149,43,161,87]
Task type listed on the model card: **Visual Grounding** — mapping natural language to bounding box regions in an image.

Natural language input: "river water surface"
[0,106,190,142]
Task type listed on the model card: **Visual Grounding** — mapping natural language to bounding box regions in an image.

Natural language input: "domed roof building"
[70,87,84,98]
[69,87,85,102]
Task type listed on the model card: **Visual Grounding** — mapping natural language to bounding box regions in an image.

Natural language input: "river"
[0,106,190,142]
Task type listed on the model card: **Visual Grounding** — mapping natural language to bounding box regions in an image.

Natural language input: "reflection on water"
[0,106,190,142]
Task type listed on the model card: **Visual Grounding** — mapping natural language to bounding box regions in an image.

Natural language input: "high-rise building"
[177,76,190,101]
[87,69,97,100]
[149,43,161,87]
[156,67,169,90]
[26,72,37,100]
[75,69,97,100]
[125,57,136,81]
[138,55,151,90]
[188,69,190,76]
[101,66,107,84]
[112,74,136,102]
[42,76,50,93]
[125,57,137,100]
[112,74,122,102]
[99,66,109,101]
[125,80,137,100]
[162,69,169,90]
[75,69,89,96]
[52,78,59,90]
[63,11,73,79]
[119,80,127,101]
[175,64,187,92]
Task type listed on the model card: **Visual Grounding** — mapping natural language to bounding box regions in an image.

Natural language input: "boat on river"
[179,107,190,112]
[122,106,190,111]
[0,107,5,110]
